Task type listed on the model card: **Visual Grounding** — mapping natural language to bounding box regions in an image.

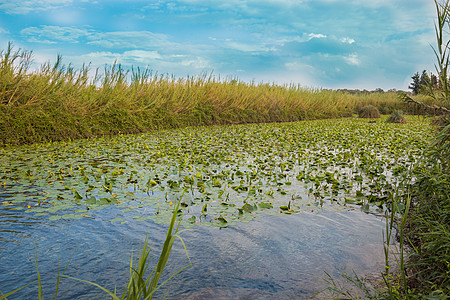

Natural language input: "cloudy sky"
[0,0,438,90]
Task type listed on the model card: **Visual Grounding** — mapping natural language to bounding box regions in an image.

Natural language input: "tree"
[430,73,439,88]
[419,70,430,90]
[409,72,421,94]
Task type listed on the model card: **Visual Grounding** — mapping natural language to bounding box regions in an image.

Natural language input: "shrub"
[358,105,381,118]
[386,110,407,123]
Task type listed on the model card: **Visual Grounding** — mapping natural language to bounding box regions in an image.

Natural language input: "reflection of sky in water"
[165,210,387,299]
[0,205,387,299]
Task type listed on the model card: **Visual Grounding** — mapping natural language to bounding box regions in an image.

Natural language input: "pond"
[0,116,432,299]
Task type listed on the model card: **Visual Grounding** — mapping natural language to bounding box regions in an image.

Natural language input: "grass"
[386,110,407,123]
[358,105,381,119]
[405,163,450,296]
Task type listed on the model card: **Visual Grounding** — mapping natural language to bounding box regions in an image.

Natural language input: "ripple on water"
[0,206,388,299]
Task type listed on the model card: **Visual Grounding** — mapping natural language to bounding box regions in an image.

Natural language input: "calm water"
[0,203,388,299]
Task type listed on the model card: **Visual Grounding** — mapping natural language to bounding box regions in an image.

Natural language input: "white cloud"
[225,41,275,53]
[307,33,327,40]
[285,60,312,71]
[340,37,355,44]
[66,50,212,75]
[0,0,72,14]
[120,50,162,63]
[76,50,162,65]
[344,53,360,66]
[0,27,10,34]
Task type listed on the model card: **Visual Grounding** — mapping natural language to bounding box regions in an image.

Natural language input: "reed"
[0,43,414,146]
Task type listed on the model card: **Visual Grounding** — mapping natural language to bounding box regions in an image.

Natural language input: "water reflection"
[0,203,387,299]
[164,210,386,299]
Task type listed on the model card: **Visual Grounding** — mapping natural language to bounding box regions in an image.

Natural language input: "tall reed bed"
[0,43,411,145]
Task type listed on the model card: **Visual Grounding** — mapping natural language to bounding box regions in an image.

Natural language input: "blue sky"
[0,0,438,90]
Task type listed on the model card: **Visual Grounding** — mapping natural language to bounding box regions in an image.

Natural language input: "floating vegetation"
[0,116,432,228]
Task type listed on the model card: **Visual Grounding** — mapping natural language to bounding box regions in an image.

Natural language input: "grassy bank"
[400,114,449,297]
[404,161,449,297]
[0,44,426,146]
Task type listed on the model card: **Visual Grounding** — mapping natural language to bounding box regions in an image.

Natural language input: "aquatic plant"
[0,116,433,228]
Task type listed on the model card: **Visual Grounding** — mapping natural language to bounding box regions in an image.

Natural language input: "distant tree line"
[409,70,441,95]
[331,88,400,95]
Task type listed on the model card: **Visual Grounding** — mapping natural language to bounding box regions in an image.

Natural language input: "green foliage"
[409,72,422,95]
[358,105,381,118]
[386,110,407,124]
[409,70,438,95]
[406,163,450,295]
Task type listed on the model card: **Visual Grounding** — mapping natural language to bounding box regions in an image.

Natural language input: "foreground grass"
[403,150,449,297]
[0,43,431,146]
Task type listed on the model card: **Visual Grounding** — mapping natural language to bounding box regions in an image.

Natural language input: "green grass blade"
[0,280,37,300]
[63,275,121,300]
[34,251,43,300]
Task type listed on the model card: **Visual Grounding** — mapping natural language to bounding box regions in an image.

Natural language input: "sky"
[0,0,439,90]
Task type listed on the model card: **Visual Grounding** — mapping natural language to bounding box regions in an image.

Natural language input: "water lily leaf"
[345,198,357,204]
[258,202,273,209]
[217,215,228,223]
[242,203,256,212]
[62,213,83,219]
[35,212,49,216]
[86,196,96,204]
